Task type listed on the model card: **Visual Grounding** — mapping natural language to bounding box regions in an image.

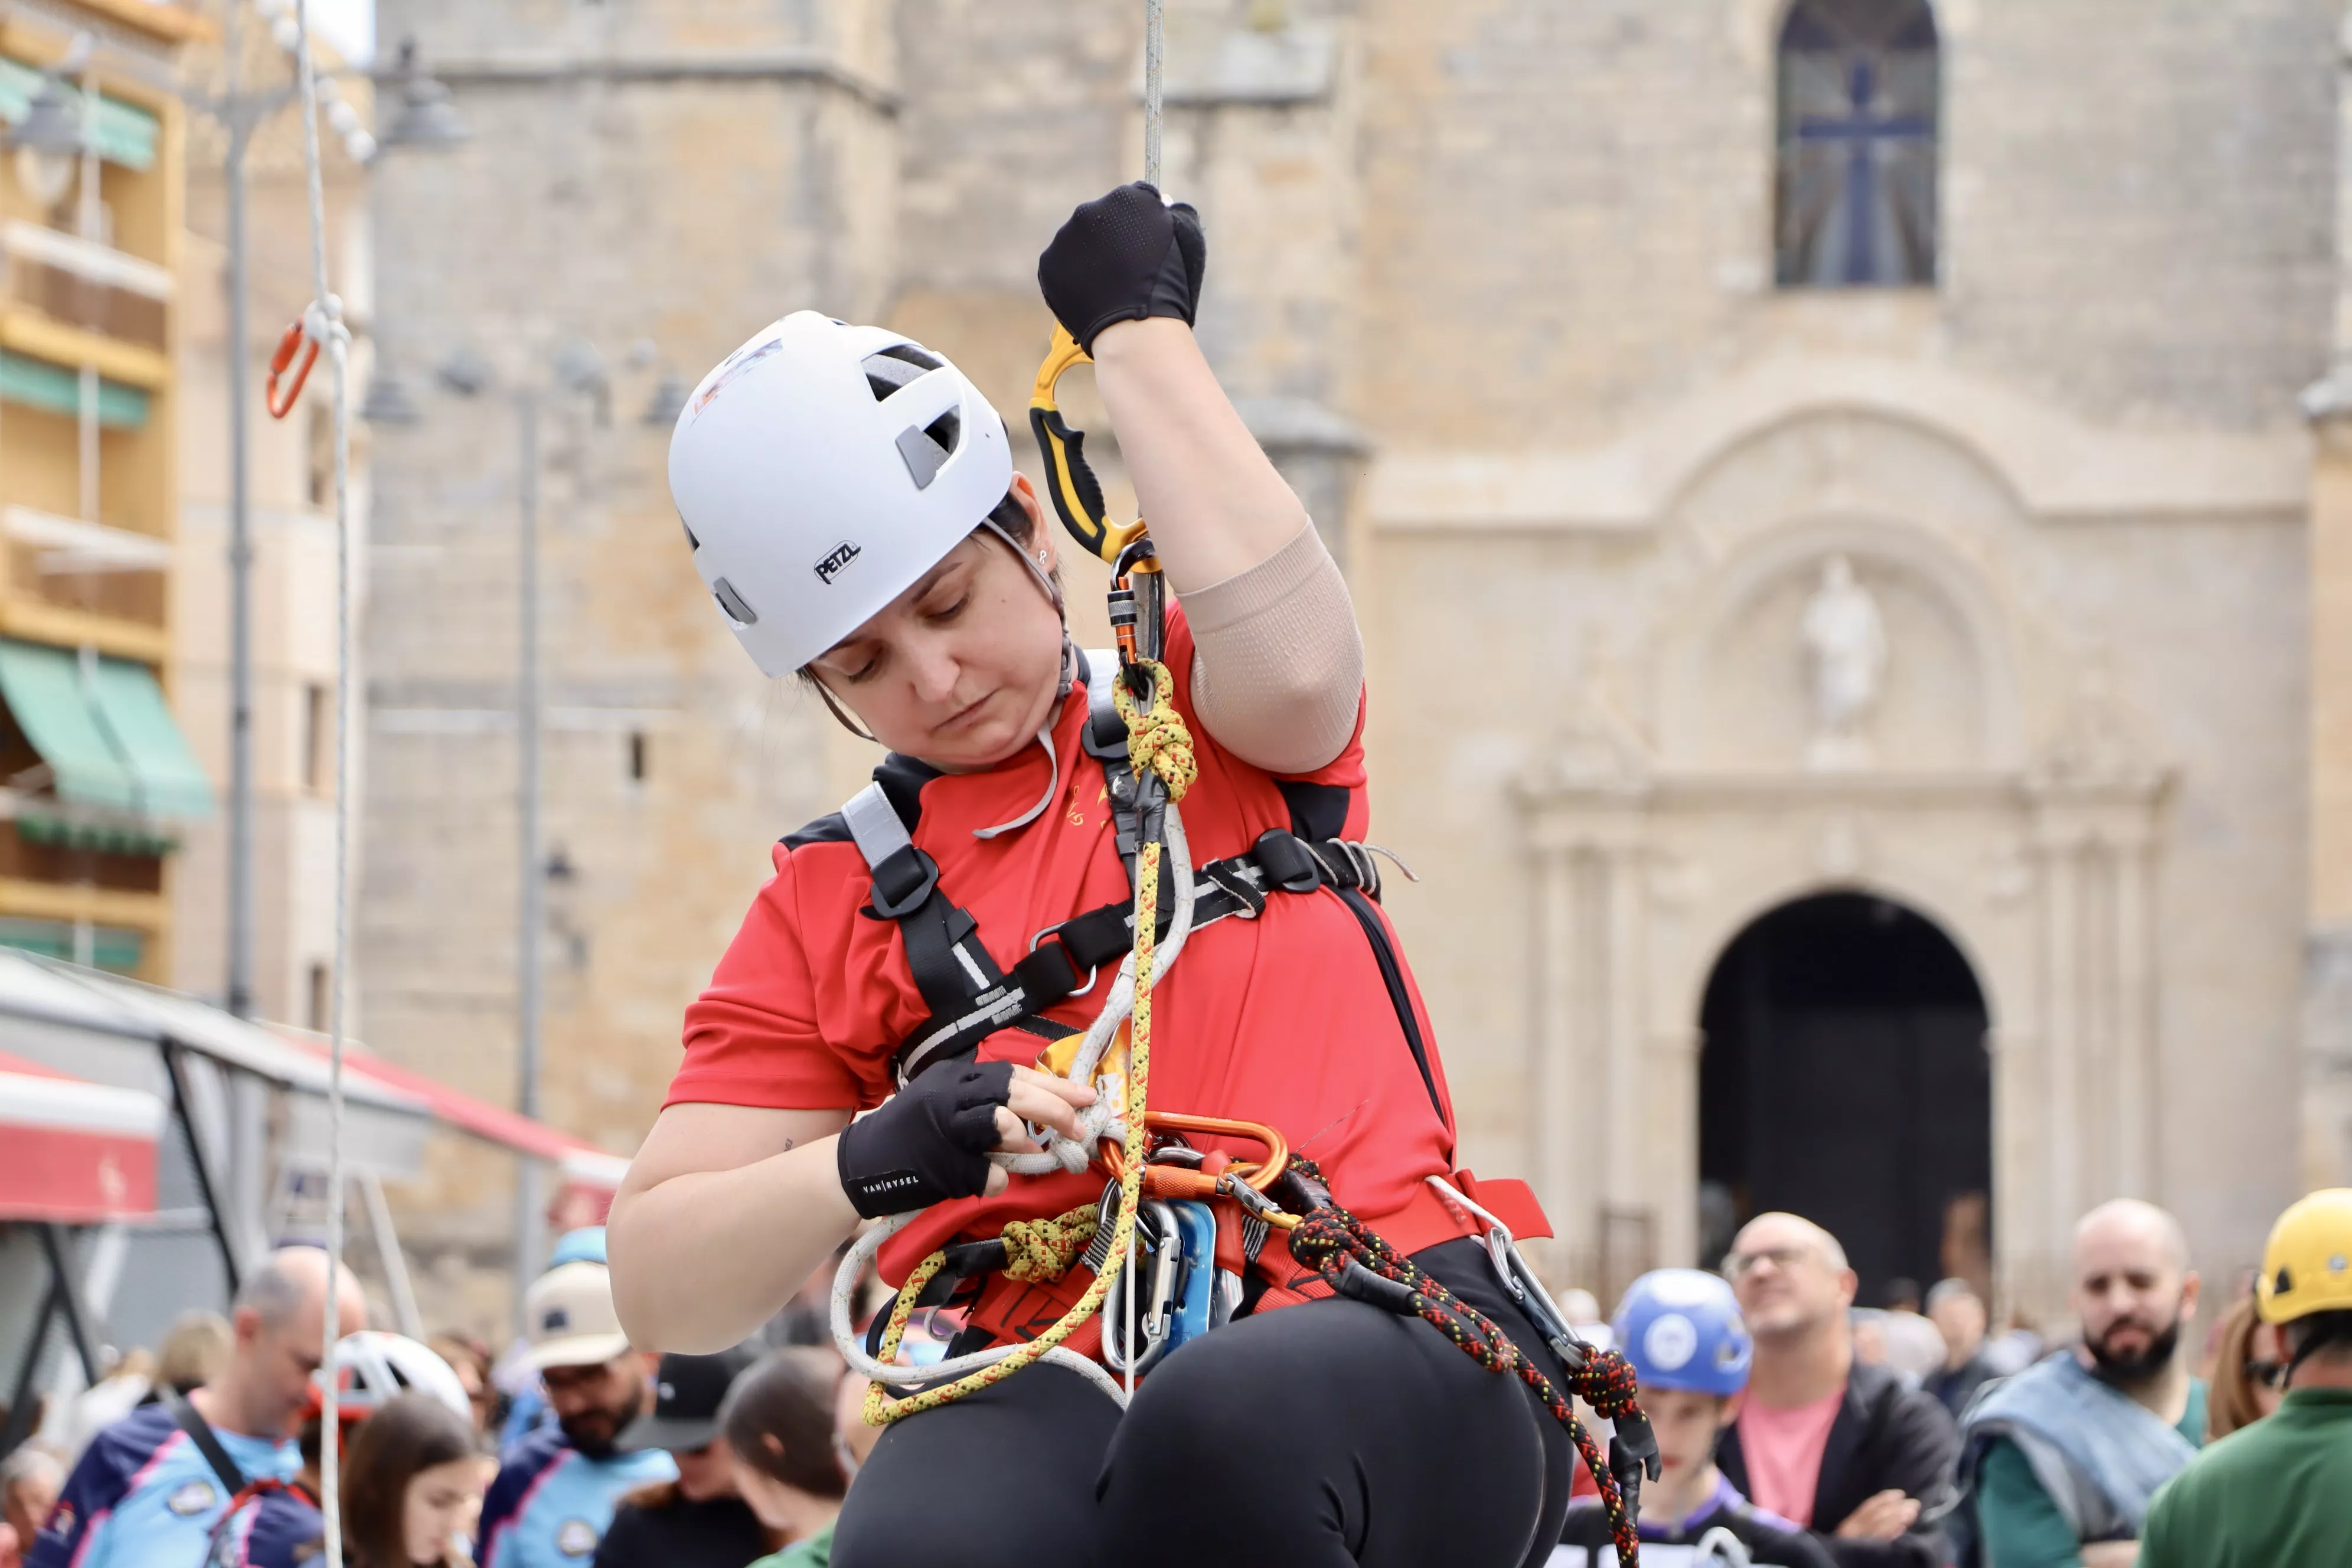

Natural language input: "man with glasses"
[1715,1213,1961,1566]
[1958,1200,2205,1568]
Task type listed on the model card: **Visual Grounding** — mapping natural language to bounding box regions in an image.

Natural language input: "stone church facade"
[365,0,2337,1323]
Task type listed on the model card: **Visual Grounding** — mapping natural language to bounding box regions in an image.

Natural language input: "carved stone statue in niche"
[1802,554,1886,770]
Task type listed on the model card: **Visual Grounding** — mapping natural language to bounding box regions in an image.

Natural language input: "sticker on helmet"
[690,335,784,422]
[1643,1313,1698,1373]
[815,541,862,584]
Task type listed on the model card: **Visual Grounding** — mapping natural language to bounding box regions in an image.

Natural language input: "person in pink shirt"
[1717,1213,1961,1567]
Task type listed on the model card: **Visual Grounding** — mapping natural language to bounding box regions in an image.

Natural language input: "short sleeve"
[666,848,865,1111]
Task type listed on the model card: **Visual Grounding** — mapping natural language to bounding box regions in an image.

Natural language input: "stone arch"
[1694,884,1992,1298]
[1680,868,2008,1037]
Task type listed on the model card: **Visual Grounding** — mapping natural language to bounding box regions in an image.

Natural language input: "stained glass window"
[1775,0,1941,289]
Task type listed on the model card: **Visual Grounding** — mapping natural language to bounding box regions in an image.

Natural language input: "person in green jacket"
[2139,1188,2352,1568]
[721,1349,849,1568]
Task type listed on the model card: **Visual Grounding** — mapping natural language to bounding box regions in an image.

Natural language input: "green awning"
[0,351,149,428]
[88,656,212,819]
[0,916,142,972]
[0,641,211,821]
[0,640,138,813]
[0,58,161,171]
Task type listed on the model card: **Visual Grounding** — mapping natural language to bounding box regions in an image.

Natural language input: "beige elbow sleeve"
[1181,522,1364,776]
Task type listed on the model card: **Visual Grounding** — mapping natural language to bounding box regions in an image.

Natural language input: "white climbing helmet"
[668,310,1015,677]
[306,1331,473,1425]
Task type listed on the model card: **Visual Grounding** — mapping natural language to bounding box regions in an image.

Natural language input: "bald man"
[1717,1213,1960,1567]
[28,1248,366,1568]
[1958,1201,2206,1568]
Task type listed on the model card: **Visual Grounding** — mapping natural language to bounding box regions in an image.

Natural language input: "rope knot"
[1112,658,1195,803]
[998,1206,1100,1284]
[1570,1346,1645,1420]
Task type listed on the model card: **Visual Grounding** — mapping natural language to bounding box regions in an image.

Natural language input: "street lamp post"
[391,341,607,1319]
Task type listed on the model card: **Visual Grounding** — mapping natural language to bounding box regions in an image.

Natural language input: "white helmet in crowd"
[668,310,1015,677]
[308,1331,472,1425]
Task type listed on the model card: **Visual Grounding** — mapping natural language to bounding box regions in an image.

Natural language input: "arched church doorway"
[1697,892,1991,1306]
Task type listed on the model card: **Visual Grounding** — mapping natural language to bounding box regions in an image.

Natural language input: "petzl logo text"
[815,541,862,584]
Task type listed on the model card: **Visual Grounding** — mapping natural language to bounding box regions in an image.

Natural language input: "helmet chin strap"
[971,517,1078,840]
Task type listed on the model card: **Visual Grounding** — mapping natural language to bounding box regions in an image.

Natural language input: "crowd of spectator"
[5,1190,2348,1568]
[0,1231,870,1568]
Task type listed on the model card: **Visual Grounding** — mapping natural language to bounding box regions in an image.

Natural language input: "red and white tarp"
[275,1033,630,1215]
[0,1048,161,1222]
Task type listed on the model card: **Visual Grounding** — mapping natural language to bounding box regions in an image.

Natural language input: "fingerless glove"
[1037,181,1207,355]
[835,1059,1014,1218]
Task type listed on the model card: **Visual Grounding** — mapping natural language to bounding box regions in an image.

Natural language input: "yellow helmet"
[2256,1188,2352,1325]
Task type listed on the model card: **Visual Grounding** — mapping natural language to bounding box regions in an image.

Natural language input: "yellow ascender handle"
[1029,324,1150,569]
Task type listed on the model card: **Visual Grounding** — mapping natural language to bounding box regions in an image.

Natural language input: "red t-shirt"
[666,607,1467,1279]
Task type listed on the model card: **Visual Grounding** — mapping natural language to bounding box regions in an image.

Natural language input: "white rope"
[285,5,355,1564]
[1143,0,1164,189]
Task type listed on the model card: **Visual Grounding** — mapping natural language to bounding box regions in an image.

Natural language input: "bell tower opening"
[1697,891,1991,1303]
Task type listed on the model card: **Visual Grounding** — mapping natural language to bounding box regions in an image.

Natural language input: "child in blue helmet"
[1560,1270,1834,1567]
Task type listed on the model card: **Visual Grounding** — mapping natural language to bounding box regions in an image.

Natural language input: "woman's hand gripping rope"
[844,659,1197,1424]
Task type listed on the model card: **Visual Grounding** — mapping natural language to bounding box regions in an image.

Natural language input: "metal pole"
[1143,0,1164,188]
[225,0,256,1020]
[162,1038,245,1294]
[511,390,545,1325]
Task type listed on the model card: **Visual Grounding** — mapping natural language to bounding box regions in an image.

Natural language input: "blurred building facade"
[0,0,213,986]
[365,0,2334,1323]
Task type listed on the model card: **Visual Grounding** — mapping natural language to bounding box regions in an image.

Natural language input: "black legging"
[832,1238,1578,1568]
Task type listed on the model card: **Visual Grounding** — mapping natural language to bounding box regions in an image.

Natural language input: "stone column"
[1161,0,1370,569]
[1522,785,1652,1291]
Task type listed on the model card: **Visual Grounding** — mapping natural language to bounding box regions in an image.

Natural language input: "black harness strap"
[847,651,1410,1089]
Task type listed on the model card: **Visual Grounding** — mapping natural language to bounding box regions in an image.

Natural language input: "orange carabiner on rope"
[266,318,319,419]
[1099,1110,1291,1205]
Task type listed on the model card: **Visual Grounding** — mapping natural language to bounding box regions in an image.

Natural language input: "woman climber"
[609,184,1640,1568]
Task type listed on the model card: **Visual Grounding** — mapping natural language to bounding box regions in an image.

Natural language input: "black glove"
[1037,181,1207,355]
[835,1060,1013,1218]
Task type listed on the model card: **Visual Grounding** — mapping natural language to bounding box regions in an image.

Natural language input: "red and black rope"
[1283,1159,1649,1568]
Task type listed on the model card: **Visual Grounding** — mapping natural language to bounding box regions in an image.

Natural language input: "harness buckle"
[1250,829,1325,895]
[865,845,942,919]
[1020,927,1099,1000]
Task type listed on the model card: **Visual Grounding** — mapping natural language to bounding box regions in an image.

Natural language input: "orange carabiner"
[1099,1111,1291,1204]
[266,318,319,419]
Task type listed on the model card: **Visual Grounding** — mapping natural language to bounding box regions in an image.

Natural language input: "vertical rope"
[287,5,352,1565]
[1144,0,1164,189]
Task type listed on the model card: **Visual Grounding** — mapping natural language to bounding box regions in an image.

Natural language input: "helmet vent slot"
[680,515,699,551]
[711,576,759,626]
[895,409,962,490]
[863,344,943,401]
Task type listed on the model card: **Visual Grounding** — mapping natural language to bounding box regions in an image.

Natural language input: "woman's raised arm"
[608,1102,858,1353]
[1039,184,1365,775]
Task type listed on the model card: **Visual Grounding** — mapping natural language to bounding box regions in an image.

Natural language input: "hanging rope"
[280,4,356,1564]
